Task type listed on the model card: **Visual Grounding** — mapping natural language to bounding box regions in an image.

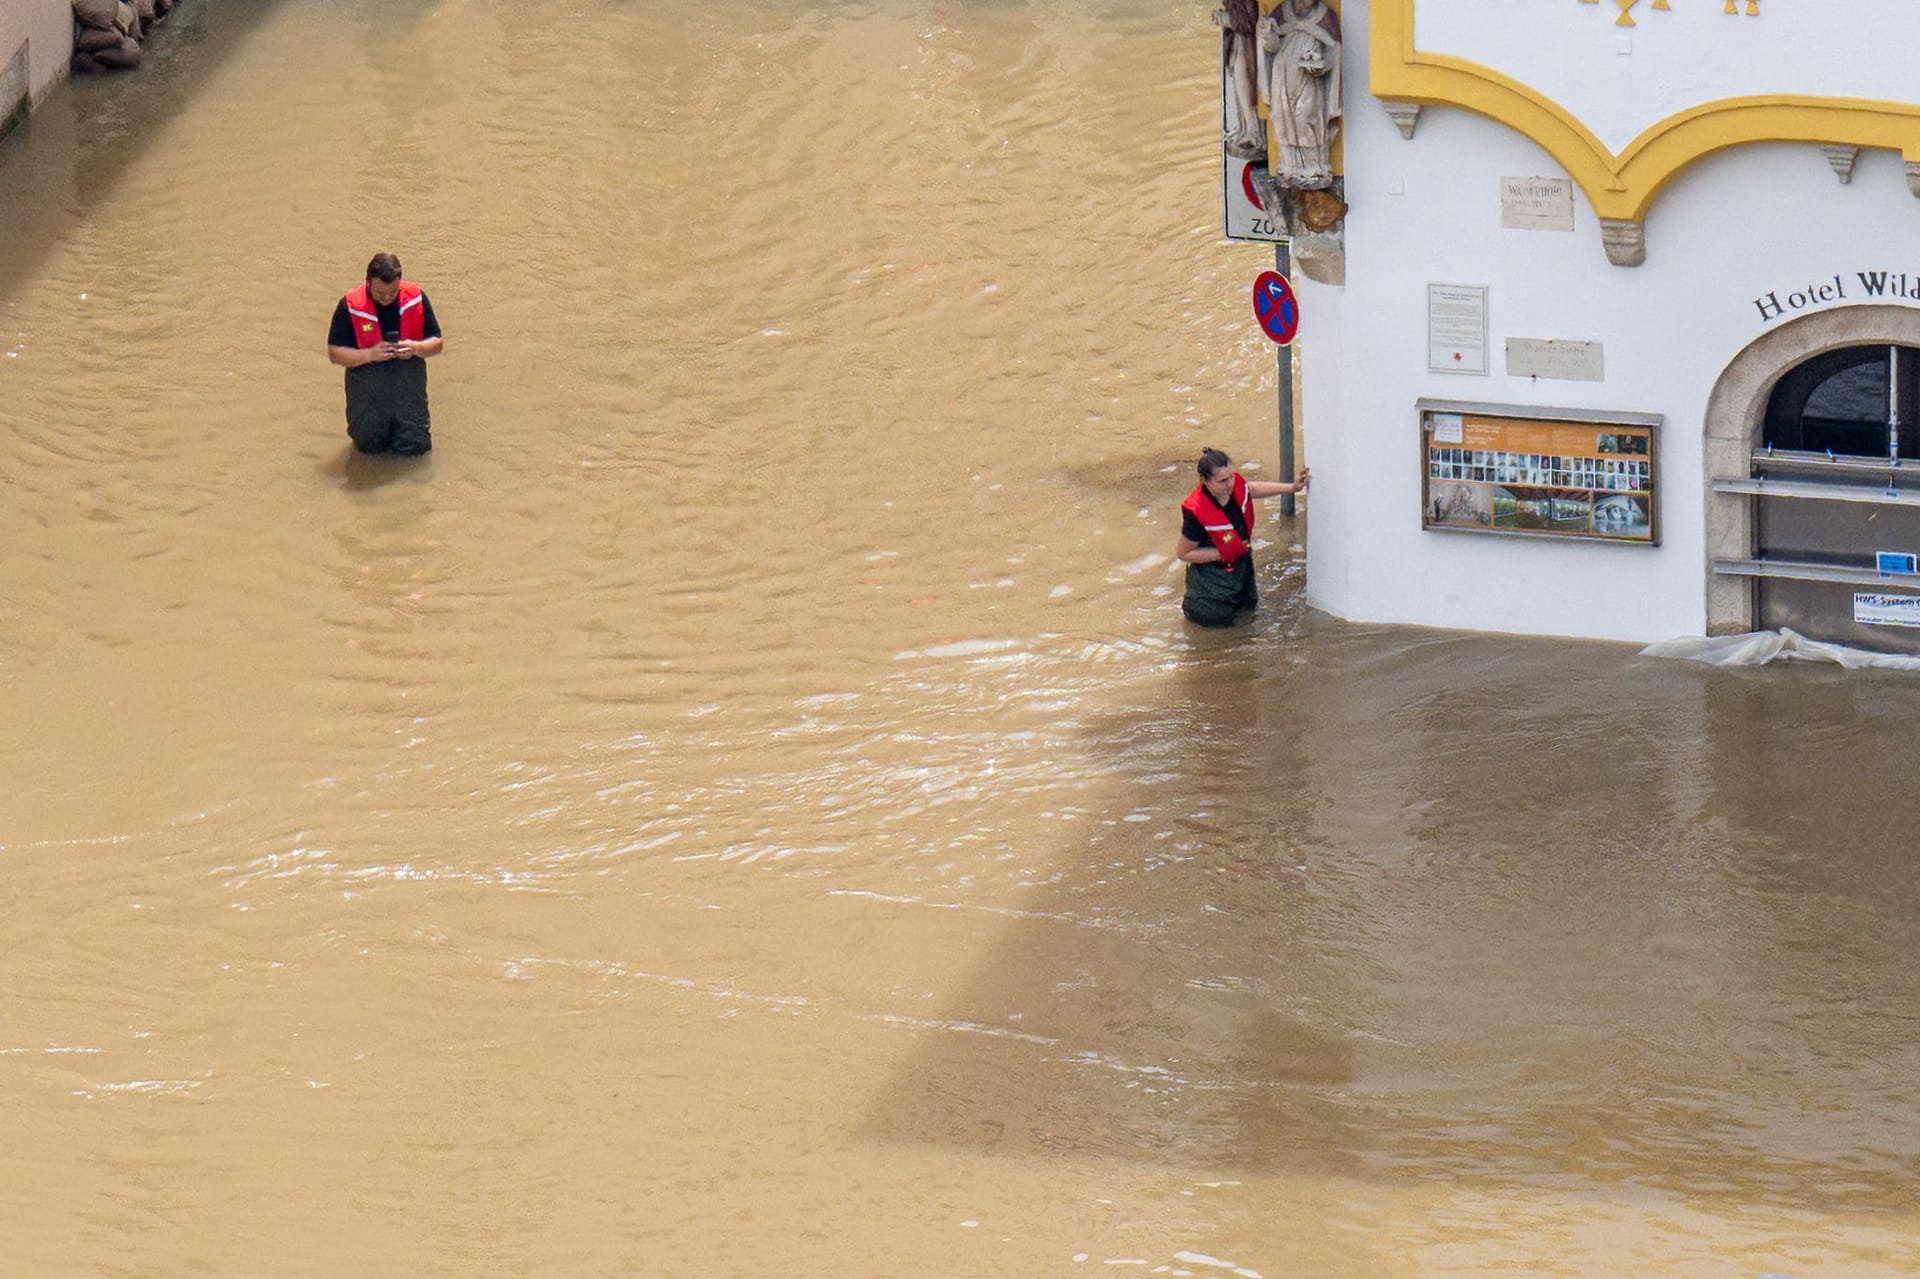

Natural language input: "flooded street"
[2,2,1917,1274]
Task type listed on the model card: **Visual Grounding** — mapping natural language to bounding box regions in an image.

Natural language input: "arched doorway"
[1704,307,1920,648]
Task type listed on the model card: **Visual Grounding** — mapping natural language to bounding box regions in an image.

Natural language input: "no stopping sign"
[1253,270,1299,345]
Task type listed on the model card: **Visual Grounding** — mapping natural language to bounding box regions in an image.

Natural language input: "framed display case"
[1419,399,1662,546]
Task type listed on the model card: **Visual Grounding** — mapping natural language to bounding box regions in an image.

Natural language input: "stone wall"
[0,0,75,141]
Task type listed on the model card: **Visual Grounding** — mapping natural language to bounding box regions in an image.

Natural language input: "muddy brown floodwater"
[1,2,1915,1275]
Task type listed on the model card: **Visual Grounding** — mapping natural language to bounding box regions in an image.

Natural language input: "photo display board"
[1420,402,1659,545]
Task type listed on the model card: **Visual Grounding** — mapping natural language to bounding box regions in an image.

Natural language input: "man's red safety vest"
[343,281,425,349]
[1182,473,1255,569]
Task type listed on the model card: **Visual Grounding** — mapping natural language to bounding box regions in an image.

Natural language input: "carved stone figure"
[1259,0,1342,190]
[1212,0,1266,160]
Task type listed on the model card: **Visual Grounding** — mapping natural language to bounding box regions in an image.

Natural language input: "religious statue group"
[1214,0,1342,191]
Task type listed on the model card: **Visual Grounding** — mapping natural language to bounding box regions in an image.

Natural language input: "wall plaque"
[1855,593,1920,628]
[1506,338,1605,382]
[1500,176,1575,231]
[1427,284,1489,375]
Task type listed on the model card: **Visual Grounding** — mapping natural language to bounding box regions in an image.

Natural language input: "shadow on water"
[857,549,1360,1178]
[322,445,432,493]
[0,0,291,304]
[861,556,1920,1215]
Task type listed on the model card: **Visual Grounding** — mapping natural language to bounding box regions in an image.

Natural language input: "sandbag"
[136,0,156,21]
[77,27,124,51]
[73,0,119,30]
[92,42,143,70]
[114,1,138,36]
[71,51,104,73]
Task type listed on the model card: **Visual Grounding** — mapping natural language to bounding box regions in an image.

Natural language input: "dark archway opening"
[1761,344,1920,459]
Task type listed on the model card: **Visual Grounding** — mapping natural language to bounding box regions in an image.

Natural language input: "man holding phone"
[326,252,444,456]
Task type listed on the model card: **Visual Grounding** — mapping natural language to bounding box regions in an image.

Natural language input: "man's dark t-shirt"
[327,292,442,347]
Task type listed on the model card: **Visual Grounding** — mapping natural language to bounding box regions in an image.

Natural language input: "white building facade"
[1292,0,1920,648]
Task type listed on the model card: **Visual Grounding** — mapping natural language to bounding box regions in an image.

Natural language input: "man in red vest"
[1174,447,1309,626]
[326,253,444,456]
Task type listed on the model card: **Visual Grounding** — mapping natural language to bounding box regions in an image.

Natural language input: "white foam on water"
[76,1078,206,1098]
[1116,553,1164,576]
[828,888,919,905]
[1049,585,1072,598]
[609,831,681,855]
[794,692,861,708]
[895,638,1020,660]
[1172,1254,1260,1279]
[861,1012,1059,1046]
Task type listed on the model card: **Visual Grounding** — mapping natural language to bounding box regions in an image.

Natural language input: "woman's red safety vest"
[1182,473,1255,568]
[343,281,425,349]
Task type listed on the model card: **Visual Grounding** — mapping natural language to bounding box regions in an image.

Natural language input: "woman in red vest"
[1175,447,1309,626]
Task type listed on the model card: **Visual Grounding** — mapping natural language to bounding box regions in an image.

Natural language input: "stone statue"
[1212,0,1266,160]
[1259,0,1342,190]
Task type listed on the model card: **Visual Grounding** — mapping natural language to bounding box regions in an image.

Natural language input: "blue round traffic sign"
[1253,270,1299,345]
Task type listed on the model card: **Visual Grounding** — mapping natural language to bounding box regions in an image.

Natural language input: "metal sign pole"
[1276,240,1296,517]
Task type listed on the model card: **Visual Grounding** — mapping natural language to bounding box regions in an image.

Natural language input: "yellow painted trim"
[1372,0,1920,222]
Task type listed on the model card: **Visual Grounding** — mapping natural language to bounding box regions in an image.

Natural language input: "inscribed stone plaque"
[1500,176,1575,231]
[1505,337,1605,382]
[1428,284,1489,375]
